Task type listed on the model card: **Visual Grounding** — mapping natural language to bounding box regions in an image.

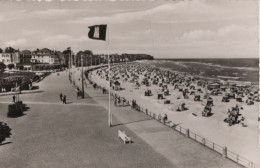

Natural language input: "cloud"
[70,0,256,25]
[23,30,45,35]
[32,9,69,16]
[179,24,257,43]
[4,39,28,47]
[0,0,257,58]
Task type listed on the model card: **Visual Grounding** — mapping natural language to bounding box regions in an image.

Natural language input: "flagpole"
[107,25,112,127]
[69,50,71,82]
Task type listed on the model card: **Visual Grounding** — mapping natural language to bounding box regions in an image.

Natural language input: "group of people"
[76,87,82,99]
[114,95,126,106]
[60,93,67,104]
[158,114,168,124]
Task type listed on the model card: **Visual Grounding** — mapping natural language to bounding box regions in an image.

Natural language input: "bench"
[118,130,132,144]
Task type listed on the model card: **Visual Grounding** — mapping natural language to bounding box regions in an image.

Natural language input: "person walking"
[12,95,16,103]
[63,95,67,104]
[114,97,117,106]
[60,93,63,101]
[163,114,168,125]
[122,97,126,107]
[76,88,80,99]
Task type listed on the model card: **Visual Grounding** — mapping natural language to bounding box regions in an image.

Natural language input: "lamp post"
[81,54,84,98]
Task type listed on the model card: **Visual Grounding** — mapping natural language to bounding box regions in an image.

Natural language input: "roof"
[4,47,18,53]
[20,50,31,55]
[32,48,56,56]
[41,48,52,53]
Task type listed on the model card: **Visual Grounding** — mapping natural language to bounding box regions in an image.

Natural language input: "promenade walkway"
[0,71,173,168]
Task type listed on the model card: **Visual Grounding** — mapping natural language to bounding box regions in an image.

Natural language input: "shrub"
[7,64,15,70]
[16,65,24,70]
[0,122,12,144]
[7,101,26,118]
[0,62,6,72]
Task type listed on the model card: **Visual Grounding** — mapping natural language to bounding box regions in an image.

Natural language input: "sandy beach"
[89,62,260,165]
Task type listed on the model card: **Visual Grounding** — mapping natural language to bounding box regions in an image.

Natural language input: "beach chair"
[206,97,213,106]
[158,94,164,99]
[222,96,229,102]
[194,95,200,101]
[202,106,212,117]
[164,90,169,96]
[236,96,243,102]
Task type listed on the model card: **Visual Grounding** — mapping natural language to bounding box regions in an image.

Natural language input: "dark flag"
[88,24,107,41]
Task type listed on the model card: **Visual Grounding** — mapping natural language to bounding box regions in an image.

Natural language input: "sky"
[0,0,258,58]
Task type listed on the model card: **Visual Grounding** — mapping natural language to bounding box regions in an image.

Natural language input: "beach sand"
[90,63,260,165]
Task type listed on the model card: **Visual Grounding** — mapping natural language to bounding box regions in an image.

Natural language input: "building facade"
[19,50,32,64]
[0,53,13,65]
[0,47,20,65]
[31,48,60,64]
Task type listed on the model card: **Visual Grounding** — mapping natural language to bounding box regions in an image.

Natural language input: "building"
[31,48,60,64]
[0,52,13,65]
[0,47,19,65]
[19,50,32,64]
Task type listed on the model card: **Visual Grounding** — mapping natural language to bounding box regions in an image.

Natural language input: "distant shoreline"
[138,60,259,84]
[155,58,258,60]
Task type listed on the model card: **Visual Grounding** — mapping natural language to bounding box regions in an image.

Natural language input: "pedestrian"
[163,114,168,124]
[122,97,126,106]
[63,95,67,104]
[118,96,121,105]
[132,99,135,109]
[12,95,16,103]
[60,93,63,101]
[76,88,80,99]
[114,97,117,106]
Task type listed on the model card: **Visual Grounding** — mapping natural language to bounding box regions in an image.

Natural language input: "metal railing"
[110,94,260,168]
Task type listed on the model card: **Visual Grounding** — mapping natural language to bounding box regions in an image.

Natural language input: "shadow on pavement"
[0,142,12,146]
[112,118,153,127]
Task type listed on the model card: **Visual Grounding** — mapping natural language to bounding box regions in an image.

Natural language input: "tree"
[0,62,6,72]
[7,64,15,70]
[16,65,24,70]
[0,48,3,53]
[35,65,39,71]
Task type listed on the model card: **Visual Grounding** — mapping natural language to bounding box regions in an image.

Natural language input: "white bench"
[118,130,132,144]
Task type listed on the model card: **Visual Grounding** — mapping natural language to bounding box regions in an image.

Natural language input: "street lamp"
[81,54,84,98]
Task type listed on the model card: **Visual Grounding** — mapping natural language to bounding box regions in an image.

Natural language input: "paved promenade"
[0,71,173,168]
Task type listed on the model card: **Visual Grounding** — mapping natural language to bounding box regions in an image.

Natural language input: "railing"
[85,66,260,168]
[109,93,260,168]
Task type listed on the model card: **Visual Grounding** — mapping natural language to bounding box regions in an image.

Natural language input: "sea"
[145,58,259,84]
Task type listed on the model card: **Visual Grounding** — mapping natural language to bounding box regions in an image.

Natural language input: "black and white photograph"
[0,0,259,168]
